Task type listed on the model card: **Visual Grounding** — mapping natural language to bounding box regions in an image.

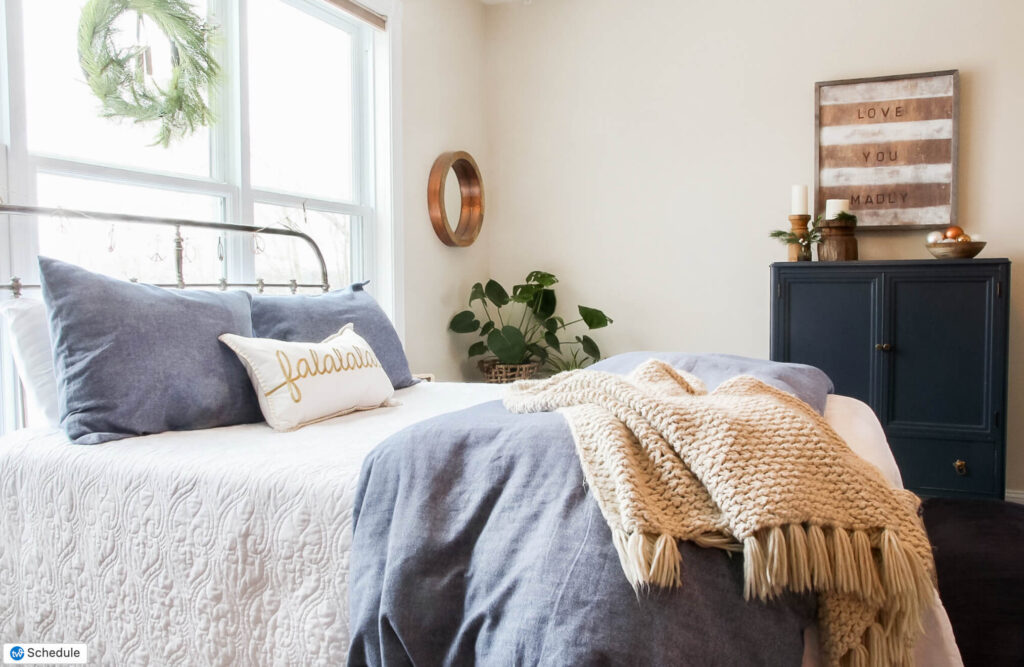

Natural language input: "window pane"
[248,1,355,201]
[253,203,353,291]
[22,0,211,177]
[35,173,225,284]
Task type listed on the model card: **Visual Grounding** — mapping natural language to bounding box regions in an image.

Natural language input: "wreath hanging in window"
[78,0,220,147]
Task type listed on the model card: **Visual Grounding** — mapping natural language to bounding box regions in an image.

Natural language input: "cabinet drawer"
[888,437,1000,498]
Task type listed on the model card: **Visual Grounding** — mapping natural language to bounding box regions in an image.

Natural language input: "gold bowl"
[926,240,986,259]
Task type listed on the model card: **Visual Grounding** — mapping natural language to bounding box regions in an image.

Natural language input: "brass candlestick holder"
[788,214,812,261]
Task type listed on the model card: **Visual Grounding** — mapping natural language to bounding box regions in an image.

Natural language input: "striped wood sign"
[815,70,958,230]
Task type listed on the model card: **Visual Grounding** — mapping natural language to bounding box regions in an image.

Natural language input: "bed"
[0,205,962,665]
[0,381,960,665]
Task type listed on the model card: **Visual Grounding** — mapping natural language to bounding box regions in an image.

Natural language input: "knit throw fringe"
[504,360,936,667]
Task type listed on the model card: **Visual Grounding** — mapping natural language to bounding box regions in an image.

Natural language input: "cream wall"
[478,0,1024,490]
[399,0,490,380]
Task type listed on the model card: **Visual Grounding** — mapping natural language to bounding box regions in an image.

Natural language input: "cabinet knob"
[953,459,968,476]
[875,343,893,351]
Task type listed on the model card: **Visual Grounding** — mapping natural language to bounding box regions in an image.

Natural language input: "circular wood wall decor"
[428,151,484,247]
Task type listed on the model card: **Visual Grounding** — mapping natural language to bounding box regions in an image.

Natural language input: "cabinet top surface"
[771,258,1010,269]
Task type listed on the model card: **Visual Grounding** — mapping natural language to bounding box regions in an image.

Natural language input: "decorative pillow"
[251,282,417,389]
[0,298,60,425]
[39,257,262,444]
[219,324,394,431]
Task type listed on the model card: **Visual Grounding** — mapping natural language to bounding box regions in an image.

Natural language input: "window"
[0,0,394,431]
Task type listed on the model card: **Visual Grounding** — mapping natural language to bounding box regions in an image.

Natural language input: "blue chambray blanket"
[348,353,832,666]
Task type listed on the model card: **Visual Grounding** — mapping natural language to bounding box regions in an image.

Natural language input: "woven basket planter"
[478,359,540,384]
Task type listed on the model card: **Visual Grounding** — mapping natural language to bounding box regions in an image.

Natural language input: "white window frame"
[0,0,401,432]
[2,0,378,282]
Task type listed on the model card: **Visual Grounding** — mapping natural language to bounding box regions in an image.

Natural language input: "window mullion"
[250,189,372,219]
[224,0,254,282]
[1,0,30,434]
[30,155,232,199]
[354,24,375,284]
[3,0,36,280]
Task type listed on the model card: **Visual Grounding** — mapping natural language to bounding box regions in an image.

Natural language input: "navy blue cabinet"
[771,259,1010,499]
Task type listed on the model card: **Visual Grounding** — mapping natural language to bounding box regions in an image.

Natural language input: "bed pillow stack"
[28,258,412,444]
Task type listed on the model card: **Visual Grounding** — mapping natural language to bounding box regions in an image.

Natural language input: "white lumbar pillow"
[219,323,394,431]
[0,298,60,426]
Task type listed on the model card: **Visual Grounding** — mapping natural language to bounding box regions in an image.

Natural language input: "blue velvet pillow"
[251,282,416,389]
[39,257,262,444]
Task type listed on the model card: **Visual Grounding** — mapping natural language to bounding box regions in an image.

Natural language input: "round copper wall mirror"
[428,151,484,247]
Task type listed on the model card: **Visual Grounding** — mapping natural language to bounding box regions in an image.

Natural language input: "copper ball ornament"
[944,225,964,239]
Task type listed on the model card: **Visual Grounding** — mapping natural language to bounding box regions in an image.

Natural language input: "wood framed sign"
[815,70,958,230]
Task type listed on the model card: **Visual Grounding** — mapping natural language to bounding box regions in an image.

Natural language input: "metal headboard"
[0,203,331,296]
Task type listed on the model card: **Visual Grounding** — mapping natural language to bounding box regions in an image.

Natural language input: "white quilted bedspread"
[0,382,503,666]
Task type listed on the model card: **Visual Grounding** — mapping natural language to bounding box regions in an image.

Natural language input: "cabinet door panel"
[885,274,992,435]
[773,272,880,407]
[888,437,998,497]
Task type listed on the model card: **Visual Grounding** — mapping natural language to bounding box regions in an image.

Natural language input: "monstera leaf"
[577,335,601,360]
[484,279,510,307]
[467,341,488,358]
[527,343,549,362]
[511,283,540,303]
[487,326,529,364]
[525,270,558,287]
[578,306,612,329]
[469,282,487,306]
[530,289,557,320]
[449,310,480,333]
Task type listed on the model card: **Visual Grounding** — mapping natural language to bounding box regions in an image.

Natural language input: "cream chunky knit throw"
[504,360,935,667]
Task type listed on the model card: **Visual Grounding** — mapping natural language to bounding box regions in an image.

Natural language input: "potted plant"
[449,270,612,383]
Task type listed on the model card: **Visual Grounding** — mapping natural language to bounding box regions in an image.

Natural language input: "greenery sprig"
[78,0,220,147]
[770,215,823,248]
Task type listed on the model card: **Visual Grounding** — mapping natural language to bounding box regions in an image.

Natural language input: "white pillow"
[219,324,394,431]
[0,298,60,426]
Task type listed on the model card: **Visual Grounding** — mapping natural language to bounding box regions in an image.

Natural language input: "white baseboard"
[1005,489,1024,504]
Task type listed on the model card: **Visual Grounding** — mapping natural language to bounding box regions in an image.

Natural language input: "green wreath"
[78,0,219,147]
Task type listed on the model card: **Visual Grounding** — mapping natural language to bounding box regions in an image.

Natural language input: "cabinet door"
[882,270,999,439]
[772,269,882,409]
[888,436,999,497]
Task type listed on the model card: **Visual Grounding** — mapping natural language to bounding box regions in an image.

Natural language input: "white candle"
[790,185,808,215]
[825,199,850,220]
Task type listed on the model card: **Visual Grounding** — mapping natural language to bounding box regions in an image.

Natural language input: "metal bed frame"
[0,203,331,296]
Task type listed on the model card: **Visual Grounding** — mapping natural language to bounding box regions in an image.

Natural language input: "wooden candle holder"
[818,216,858,262]
[787,214,812,261]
